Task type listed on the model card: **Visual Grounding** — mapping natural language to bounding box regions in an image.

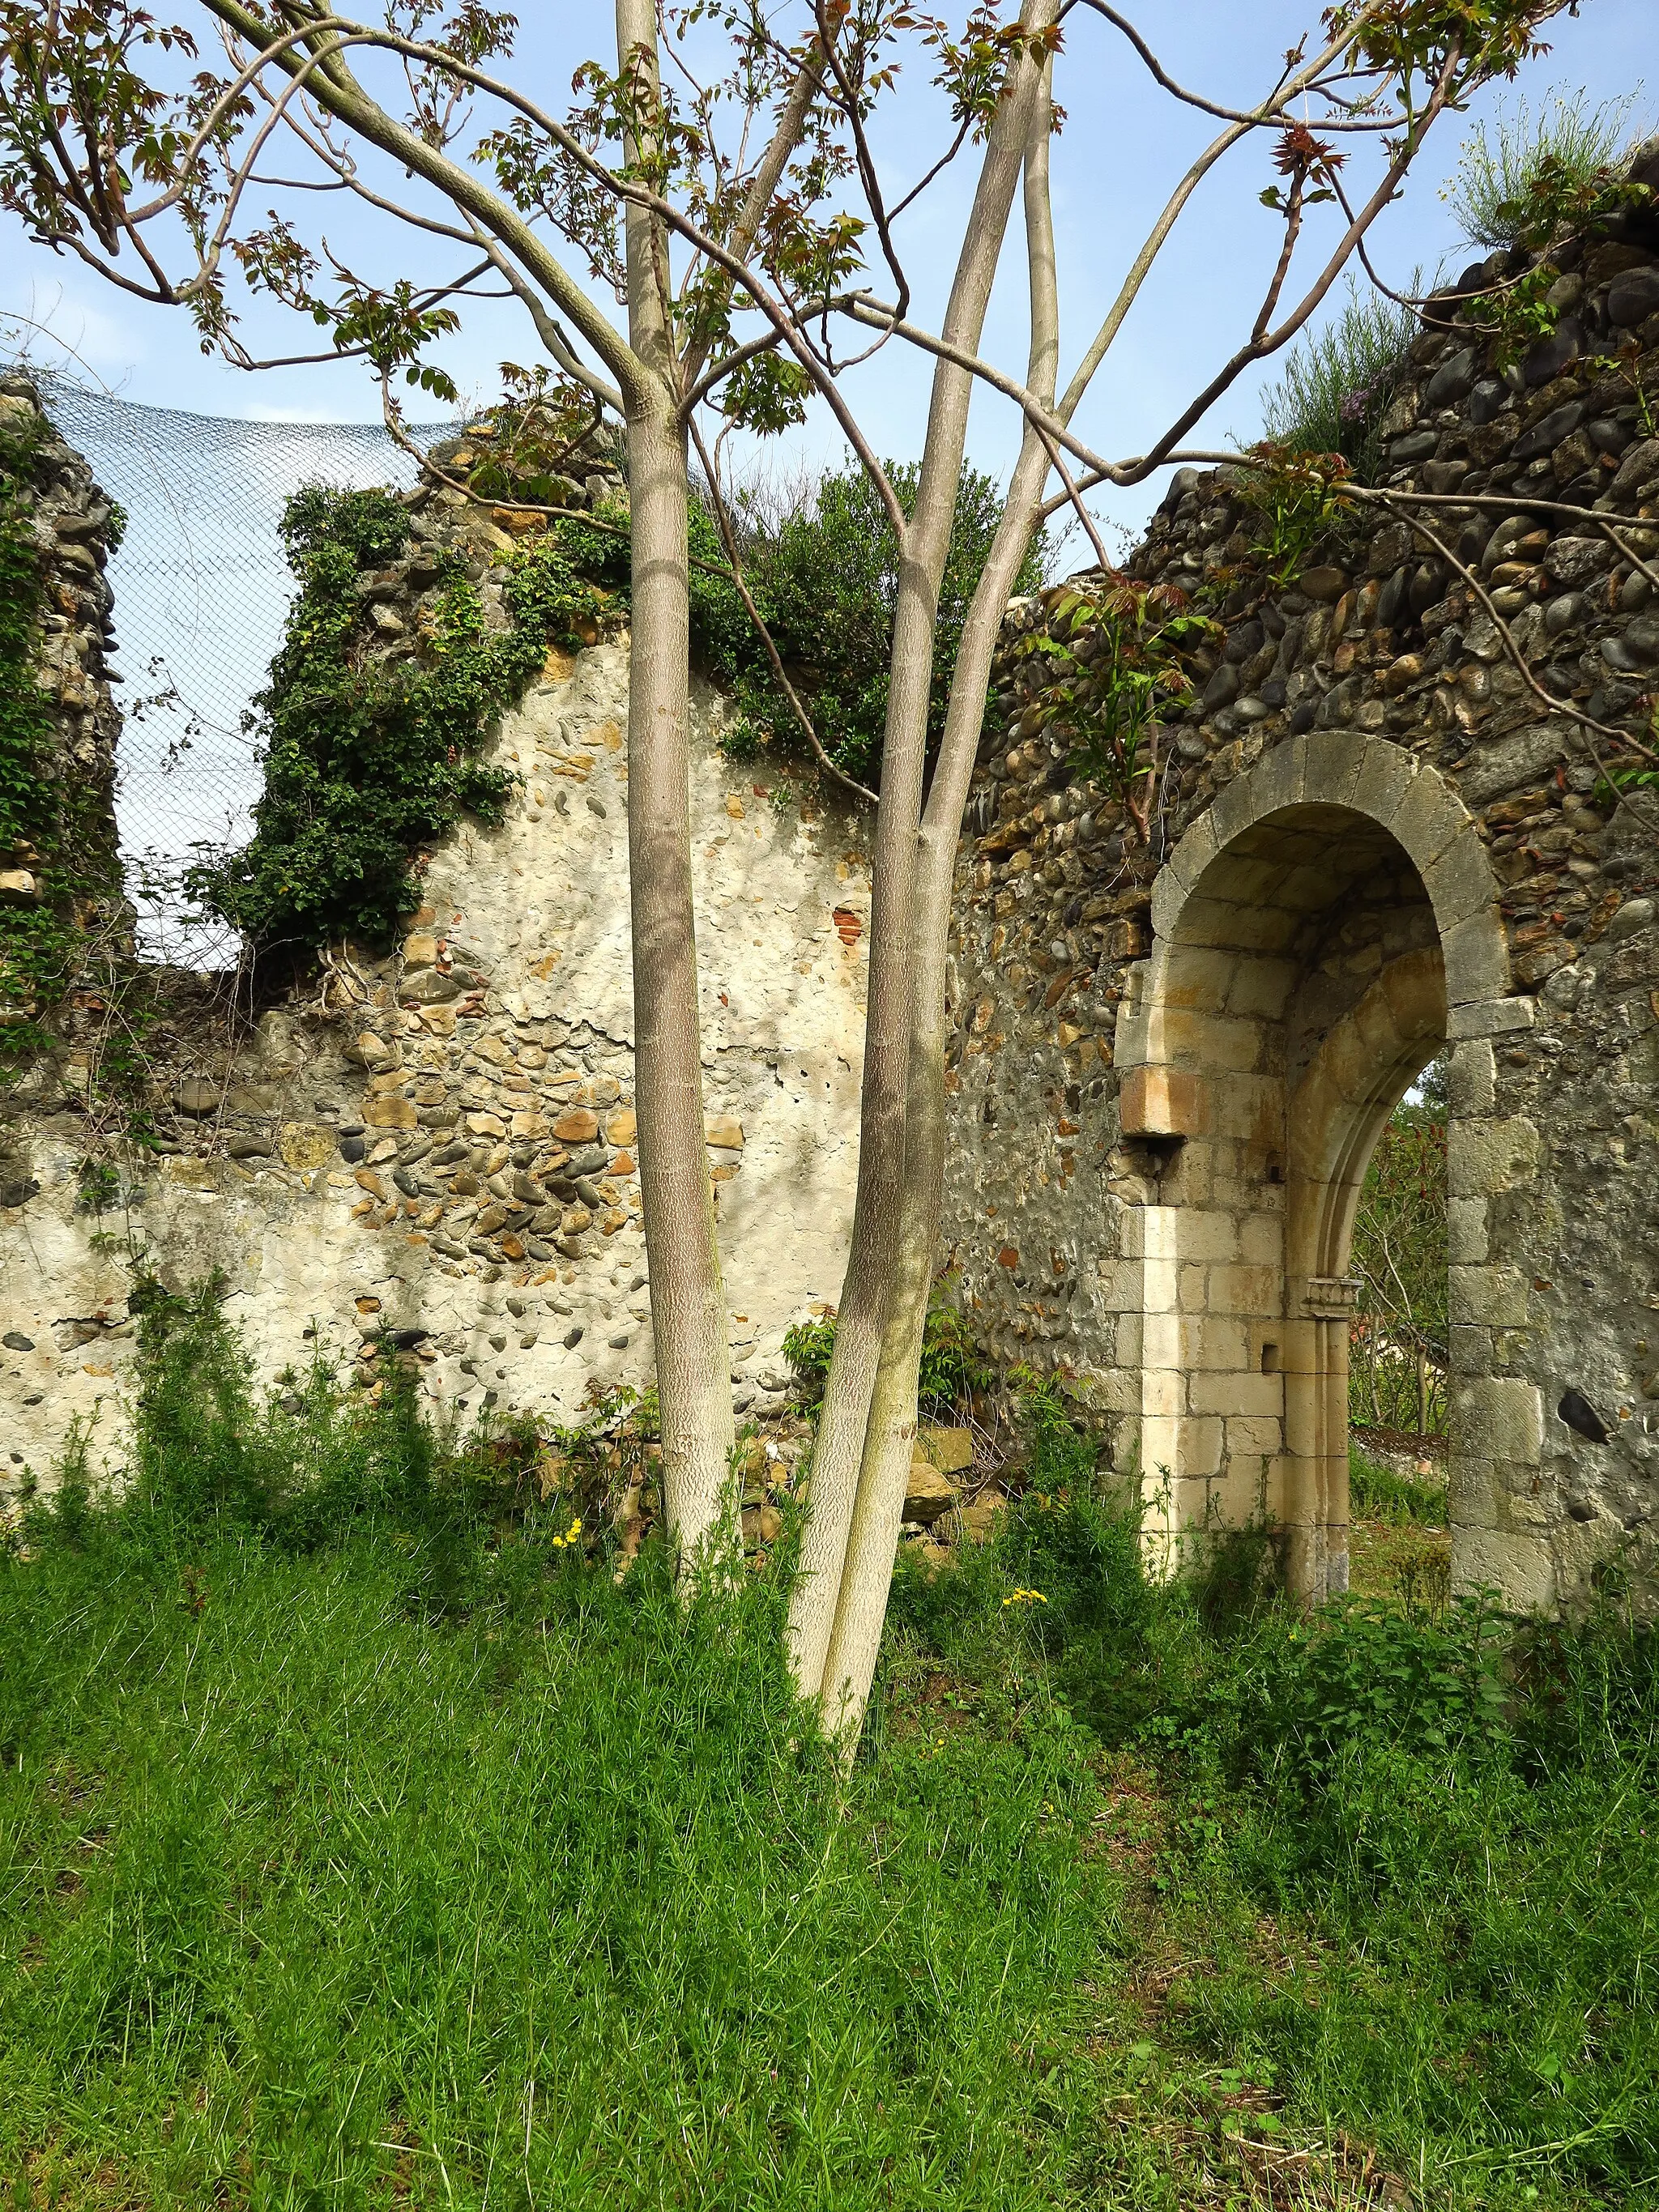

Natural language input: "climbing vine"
[1007,574,1219,842]
[0,409,111,1072]
[191,485,624,958]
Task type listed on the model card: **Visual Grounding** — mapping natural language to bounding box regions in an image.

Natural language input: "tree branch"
[1068,0,1400,130]
[679,45,821,391]
[198,0,650,402]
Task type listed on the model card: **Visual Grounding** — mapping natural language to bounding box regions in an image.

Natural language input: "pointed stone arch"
[1113,732,1522,1599]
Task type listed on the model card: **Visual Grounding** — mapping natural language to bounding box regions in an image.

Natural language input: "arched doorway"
[1114,733,1514,1600]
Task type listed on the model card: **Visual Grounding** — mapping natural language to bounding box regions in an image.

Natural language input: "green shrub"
[704,460,1047,791]
[781,1296,994,1420]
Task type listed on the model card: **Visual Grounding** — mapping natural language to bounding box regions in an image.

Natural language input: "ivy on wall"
[192,485,624,958]
[197,445,1040,965]
[0,410,113,1072]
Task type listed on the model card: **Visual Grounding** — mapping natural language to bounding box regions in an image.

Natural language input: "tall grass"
[1256,277,1419,474]
[3,1285,1657,2207]
[1447,90,1646,251]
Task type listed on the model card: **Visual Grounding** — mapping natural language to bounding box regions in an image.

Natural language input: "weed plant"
[1446,91,1647,252]
[2,1289,1657,2207]
[1256,277,1419,477]
[781,1295,995,1421]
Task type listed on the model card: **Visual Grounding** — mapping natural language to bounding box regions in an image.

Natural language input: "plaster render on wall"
[0,642,868,1503]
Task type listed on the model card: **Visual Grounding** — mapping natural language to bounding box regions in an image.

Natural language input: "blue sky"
[2,0,1649,542]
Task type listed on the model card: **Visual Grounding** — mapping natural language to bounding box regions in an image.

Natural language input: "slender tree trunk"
[815,886,949,1734]
[813,66,1062,1741]
[617,0,734,1562]
[787,1,1059,1707]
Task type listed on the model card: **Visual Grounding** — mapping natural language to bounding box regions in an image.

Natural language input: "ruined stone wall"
[945,215,1659,1608]
[1,428,869,1504]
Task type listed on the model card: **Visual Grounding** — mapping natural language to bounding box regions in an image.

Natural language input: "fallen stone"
[956,1496,1007,1544]
[902,1459,958,1525]
[916,1425,975,1473]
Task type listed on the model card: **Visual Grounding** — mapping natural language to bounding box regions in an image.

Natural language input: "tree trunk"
[617,0,734,1564]
[787,1,1059,1708]
[815,888,949,1737]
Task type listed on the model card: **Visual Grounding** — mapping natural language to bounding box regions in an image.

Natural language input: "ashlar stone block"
[1450,1263,1531,1327]
[1448,1115,1541,1199]
[1190,1370,1284,1417]
[1453,1375,1544,1466]
[1440,910,1512,1008]
[1448,1196,1490,1265]
[1448,995,1536,1040]
[1454,1527,1556,1611]
[1448,1038,1496,1118]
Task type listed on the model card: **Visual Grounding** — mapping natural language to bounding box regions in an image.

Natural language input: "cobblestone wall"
[945,201,1659,1609]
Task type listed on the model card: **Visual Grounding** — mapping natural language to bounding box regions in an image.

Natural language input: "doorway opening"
[1115,736,1509,1600]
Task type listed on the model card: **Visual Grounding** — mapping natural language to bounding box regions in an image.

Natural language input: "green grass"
[2,1287,1657,2208]
[1350,1444,1448,1528]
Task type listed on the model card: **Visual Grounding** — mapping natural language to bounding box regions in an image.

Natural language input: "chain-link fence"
[31,370,448,970]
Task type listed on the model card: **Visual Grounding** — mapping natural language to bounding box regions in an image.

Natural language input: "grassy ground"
[2,1291,1656,2210]
[1349,1443,1452,1617]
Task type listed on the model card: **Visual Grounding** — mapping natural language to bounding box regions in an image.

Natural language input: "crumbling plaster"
[1,641,869,1502]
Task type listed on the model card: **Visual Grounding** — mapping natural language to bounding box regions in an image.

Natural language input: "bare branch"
[198,0,650,401]
[1068,0,1400,130]
[1123,41,1466,482]
[1252,170,1307,347]
[680,45,821,391]
[1032,420,1111,573]
[923,45,1061,842]
[1368,491,1659,771]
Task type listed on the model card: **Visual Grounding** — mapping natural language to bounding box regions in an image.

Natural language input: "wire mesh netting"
[30,369,447,970]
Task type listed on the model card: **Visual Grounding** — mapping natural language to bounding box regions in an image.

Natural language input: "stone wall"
[945,204,1659,1609]
[2,427,869,1504]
